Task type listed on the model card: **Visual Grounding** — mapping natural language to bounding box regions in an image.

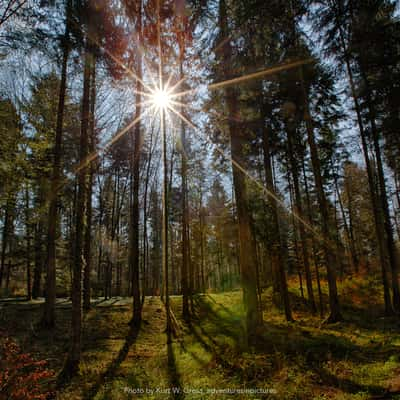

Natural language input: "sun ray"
[165,102,339,252]
[39,104,156,225]
[164,73,175,92]
[170,58,314,99]
[134,90,158,99]
[73,103,155,176]
[169,98,245,125]
[166,76,187,95]
[75,2,335,262]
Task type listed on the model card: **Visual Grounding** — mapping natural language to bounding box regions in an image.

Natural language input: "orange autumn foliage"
[0,331,54,400]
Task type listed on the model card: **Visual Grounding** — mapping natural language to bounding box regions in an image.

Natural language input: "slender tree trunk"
[179,57,190,320]
[262,107,293,320]
[32,186,45,299]
[288,174,304,300]
[301,162,324,316]
[199,196,206,292]
[360,68,400,312]
[331,161,358,273]
[286,120,316,313]
[129,0,143,327]
[299,66,341,322]
[42,26,70,325]
[0,203,10,290]
[142,135,154,299]
[61,45,91,379]
[83,60,96,312]
[25,186,32,300]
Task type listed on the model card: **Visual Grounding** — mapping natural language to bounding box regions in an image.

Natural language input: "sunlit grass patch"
[2,276,400,400]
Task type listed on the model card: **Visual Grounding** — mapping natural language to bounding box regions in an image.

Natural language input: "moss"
[1,277,400,399]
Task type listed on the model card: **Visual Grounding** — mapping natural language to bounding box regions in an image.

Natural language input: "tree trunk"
[262,106,293,321]
[288,173,304,300]
[199,199,206,293]
[179,57,190,320]
[335,20,392,314]
[61,45,91,379]
[129,0,143,327]
[42,25,70,326]
[83,60,96,311]
[0,201,11,290]
[331,160,358,273]
[32,186,45,299]
[219,0,260,342]
[359,68,400,312]
[25,186,32,300]
[302,160,324,317]
[333,1,393,313]
[299,67,341,322]
[285,120,316,313]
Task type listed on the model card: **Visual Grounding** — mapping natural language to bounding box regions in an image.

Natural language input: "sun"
[151,88,172,110]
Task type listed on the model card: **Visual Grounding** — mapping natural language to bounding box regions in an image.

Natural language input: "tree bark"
[285,120,316,313]
[299,67,342,322]
[32,185,45,299]
[25,186,32,300]
[42,23,70,326]
[61,45,91,379]
[179,55,190,320]
[83,60,96,311]
[262,107,293,321]
[219,0,260,342]
[129,0,143,327]
[0,201,11,290]
[359,67,400,312]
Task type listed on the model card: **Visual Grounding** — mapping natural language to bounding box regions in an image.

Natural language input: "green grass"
[1,277,400,399]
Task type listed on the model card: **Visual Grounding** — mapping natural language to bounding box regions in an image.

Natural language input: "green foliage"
[0,97,23,205]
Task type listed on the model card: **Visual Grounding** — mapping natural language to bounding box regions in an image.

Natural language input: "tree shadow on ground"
[82,322,141,400]
[191,296,241,343]
[167,335,185,400]
[190,295,395,397]
[340,301,400,333]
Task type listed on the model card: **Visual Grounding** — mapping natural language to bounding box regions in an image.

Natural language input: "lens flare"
[152,89,171,110]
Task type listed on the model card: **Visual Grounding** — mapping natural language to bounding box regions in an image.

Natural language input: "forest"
[0,0,400,398]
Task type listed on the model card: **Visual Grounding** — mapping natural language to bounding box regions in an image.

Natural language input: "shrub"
[0,331,54,400]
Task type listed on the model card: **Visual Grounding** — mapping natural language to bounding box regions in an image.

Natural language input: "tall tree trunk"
[199,195,206,292]
[331,161,358,273]
[32,185,45,299]
[262,106,293,321]
[285,120,316,313]
[129,0,143,327]
[179,55,190,320]
[359,67,400,312]
[302,161,324,316]
[25,186,32,300]
[61,45,91,379]
[42,22,70,326]
[83,60,96,312]
[288,173,304,300]
[0,201,11,290]
[299,66,342,322]
[142,127,156,299]
[219,0,260,342]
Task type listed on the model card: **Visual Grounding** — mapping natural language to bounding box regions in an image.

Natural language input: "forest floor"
[1,276,400,399]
